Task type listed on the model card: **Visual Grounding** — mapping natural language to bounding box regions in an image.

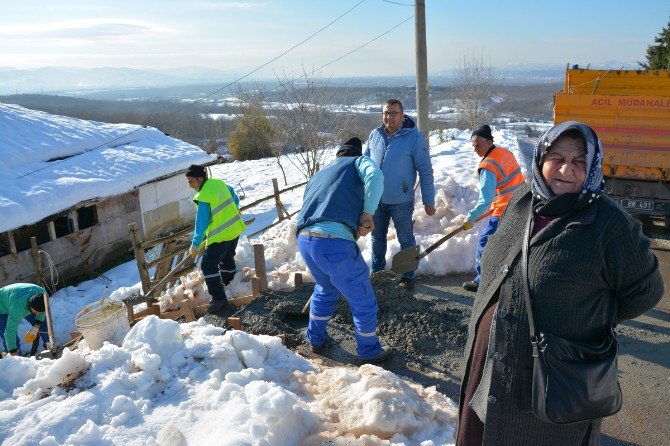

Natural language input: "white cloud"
[0,18,175,42]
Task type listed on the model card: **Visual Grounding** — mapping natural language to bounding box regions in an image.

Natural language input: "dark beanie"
[336,137,363,157]
[185,164,207,178]
[472,125,493,141]
[29,292,45,313]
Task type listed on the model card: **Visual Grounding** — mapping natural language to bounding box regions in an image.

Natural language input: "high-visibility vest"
[478,146,525,217]
[193,179,245,245]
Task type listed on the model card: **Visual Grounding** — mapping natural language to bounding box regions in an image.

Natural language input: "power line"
[199,15,414,117]
[381,0,413,6]
[18,0,368,179]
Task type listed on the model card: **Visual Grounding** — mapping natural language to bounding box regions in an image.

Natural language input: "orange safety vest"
[478,146,525,217]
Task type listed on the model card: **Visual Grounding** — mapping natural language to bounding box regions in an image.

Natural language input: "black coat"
[459,184,664,446]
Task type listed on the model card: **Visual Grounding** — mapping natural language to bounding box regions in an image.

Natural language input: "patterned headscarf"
[531,121,605,215]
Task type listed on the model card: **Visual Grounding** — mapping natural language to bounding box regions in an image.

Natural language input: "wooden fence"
[126,177,306,314]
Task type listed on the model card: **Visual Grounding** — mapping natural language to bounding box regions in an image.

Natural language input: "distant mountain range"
[0,62,642,96]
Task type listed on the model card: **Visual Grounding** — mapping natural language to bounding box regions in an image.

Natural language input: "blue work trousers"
[298,234,382,360]
[371,201,417,279]
[201,237,239,303]
[0,313,49,354]
[474,217,499,283]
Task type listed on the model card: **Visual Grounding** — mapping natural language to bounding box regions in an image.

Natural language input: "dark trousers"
[201,237,239,302]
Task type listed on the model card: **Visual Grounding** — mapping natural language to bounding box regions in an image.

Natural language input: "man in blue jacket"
[296,137,391,365]
[0,283,48,357]
[365,99,436,289]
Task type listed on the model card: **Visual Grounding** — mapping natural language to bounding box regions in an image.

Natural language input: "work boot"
[398,277,415,290]
[462,281,479,292]
[207,299,227,313]
[309,338,330,354]
[357,347,392,365]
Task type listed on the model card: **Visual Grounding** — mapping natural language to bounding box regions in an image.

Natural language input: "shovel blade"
[391,245,421,274]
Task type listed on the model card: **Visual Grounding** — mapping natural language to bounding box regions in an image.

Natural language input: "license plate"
[618,199,655,211]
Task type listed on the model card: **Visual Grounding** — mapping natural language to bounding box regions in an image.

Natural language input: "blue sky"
[1,0,668,76]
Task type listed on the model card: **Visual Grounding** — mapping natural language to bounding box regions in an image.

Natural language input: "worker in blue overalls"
[296,137,392,365]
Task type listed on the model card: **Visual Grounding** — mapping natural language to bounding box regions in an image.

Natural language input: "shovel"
[35,292,71,360]
[391,210,493,274]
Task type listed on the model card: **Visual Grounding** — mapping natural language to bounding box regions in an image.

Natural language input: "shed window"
[13,224,50,252]
[77,205,98,230]
[0,233,10,256]
[53,214,75,237]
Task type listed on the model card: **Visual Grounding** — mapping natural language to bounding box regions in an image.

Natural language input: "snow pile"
[0,316,457,445]
[157,269,212,312]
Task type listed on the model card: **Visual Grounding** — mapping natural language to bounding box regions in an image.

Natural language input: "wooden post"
[30,237,45,288]
[125,302,135,324]
[251,277,261,297]
[182,299,196,322]
[272,178,284,221]
[7,232,17,255]
[293,272,303,287]
[252,244,268,291]
[227,317,242,330]
[47,221,57,242]
[68,209,79,232]
[128,222,151,294]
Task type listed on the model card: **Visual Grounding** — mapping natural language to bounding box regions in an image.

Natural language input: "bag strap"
[520,208,542,357]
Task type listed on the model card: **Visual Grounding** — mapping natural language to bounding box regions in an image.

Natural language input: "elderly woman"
[456,121,664,446]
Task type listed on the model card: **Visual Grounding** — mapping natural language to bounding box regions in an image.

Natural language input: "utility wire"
[18,0,367,179]
[199,15,414,117]
[381,0,414,6]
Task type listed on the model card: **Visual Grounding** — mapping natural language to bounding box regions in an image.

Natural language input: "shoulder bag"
[520,211,622,424]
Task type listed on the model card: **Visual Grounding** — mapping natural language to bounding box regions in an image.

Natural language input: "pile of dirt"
[206,271,469,374]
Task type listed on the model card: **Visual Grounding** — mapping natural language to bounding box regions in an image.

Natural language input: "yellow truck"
[553,66,670,224]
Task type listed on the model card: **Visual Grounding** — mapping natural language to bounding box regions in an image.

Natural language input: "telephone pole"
[415,0,429,140]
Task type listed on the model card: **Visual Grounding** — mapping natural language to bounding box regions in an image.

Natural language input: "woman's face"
[541,135,587,196]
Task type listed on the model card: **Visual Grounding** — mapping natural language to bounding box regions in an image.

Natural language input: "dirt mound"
[206,271,469,373]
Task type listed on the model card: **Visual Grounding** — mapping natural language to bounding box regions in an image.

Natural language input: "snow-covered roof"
[0,103,216,233]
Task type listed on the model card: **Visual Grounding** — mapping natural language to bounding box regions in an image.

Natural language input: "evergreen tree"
[640,18,670,70]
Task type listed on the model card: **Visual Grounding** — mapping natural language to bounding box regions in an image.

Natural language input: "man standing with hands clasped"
[461,125,524,292]
[365,99,435,290]
[296,137,391,364]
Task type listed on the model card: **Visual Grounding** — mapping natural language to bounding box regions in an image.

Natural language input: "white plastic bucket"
[75,299,130,350]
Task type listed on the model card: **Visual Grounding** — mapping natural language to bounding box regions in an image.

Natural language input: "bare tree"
[452,51,499,130]
[271,68,358,180]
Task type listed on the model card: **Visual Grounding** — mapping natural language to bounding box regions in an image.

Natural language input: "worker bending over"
[1,283,48,357]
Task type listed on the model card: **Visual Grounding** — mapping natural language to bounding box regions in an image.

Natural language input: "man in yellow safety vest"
[186,165,246,313]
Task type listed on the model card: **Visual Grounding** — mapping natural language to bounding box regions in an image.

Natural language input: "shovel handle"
[419,210,493,260]
[144,253,197,301]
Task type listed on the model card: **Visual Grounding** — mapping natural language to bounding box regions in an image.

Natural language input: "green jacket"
[0,283,46,352]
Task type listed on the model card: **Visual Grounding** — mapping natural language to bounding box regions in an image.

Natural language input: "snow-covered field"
[1,105,530,444]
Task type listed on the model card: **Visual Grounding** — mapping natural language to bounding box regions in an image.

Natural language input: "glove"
[25,325,40,343]
[188,245,199,258]
[462,220,474,231]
